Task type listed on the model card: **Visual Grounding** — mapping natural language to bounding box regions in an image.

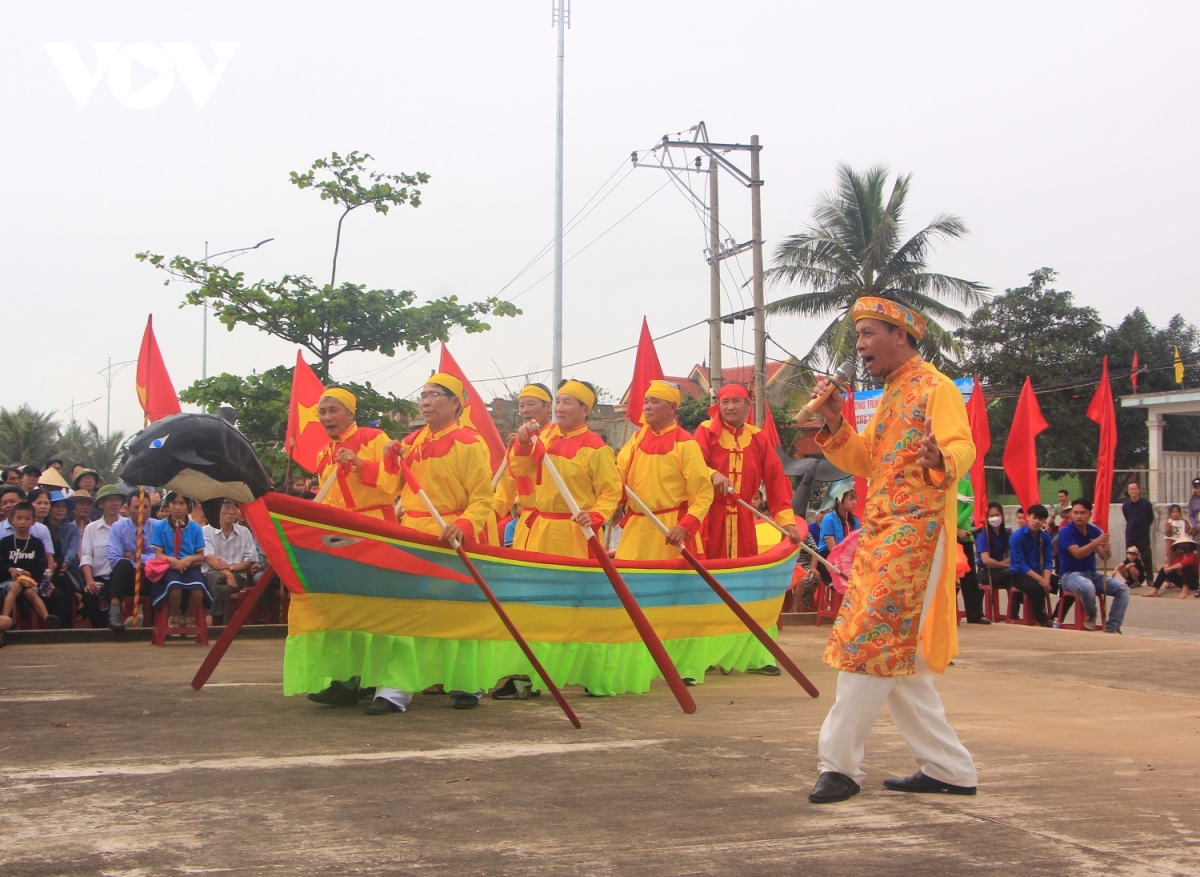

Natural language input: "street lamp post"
[99,357,136,438]
[200,237,274,378]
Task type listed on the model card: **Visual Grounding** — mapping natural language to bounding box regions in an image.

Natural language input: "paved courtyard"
[2,594,1198,876]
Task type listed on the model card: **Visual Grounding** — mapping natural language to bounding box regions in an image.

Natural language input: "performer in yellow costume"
[313,388,396,521]
[495,383,555,547]
[386,373,497,548]
[510,379,622,557]
[806,296,979,805]
[615,380,714,561]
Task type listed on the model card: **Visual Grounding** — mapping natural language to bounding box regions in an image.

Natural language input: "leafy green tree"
[179,367,416,483]
[137,150,519,373]
[0,405,60,467]
[765,164,988,375]
[56,420,127,483]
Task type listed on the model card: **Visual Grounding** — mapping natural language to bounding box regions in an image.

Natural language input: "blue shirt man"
[1057,499,1128,633]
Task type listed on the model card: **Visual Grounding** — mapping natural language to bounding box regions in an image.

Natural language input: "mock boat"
[243,492,799,697]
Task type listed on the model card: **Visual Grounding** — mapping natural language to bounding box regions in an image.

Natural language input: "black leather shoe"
[453,694,480,710]
[307,681,359,707]
[747,665,782,676]
[883,770,976,796]
[966,618,992,625]
[365,697,402,715]
[808,771,860,803]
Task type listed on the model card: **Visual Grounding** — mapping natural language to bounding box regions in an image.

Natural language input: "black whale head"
[120,413,273,504]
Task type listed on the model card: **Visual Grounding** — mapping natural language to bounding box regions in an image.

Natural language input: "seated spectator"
[202,499,257,625]
[1114,545,1148,587]
[1,501,59,628]
[34,490,77,626]
[1122,481,1155,570]
[79,485,125,628]
[976,501,1011,590]
[50,491,82,623]
[0,486,56,569]
[27,487,52,527]
[105,491,157,629]
[151,492,211,631]
[955,478,988,624]
[72,468,101,501]
[64,490,94,589]
[1009,504,1055,626]
[19,465,42,494]
[1143,536,1199,598]
[818,485,858,558]
[2,466,19,487]
[44,458,64,474]
[1189,477,1200,536]
[1164,504,1187,565]
[1015,507,1026,529]
[1057,498,1129,633]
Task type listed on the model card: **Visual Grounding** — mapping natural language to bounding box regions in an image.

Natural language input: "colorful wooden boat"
[242,493,800,697]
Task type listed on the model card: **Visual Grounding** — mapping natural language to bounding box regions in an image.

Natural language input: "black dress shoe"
[307,681,360,707]
[883,770,976,796]
[966,618,992,625]
[453,694,480,710]
[808,771,860,803]
[747,665,782,676]
[365,697,403,715]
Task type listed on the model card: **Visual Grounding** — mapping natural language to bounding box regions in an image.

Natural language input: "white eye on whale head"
[149,435,168,449]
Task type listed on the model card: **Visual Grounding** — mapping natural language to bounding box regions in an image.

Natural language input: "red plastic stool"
[1006,590,1042,626]
[814,581,843,627]
[152,591,209,646]
[1054,588,1107,631]
[986,583,1014,622]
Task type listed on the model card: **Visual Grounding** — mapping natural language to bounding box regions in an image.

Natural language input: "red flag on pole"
[1086,356,1118,531]
[286,351,327,473]
[135,315,181,423]
[438,344,506,474]
[1131,350,1139,393]
[840,390,867,519]
[625,317,665,426]
[1002,377,1048,512]
[966,376,992,528]
[757,401,782,449]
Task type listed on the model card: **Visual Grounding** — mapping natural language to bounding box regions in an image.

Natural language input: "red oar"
[624,486,819,698]
[531,436,696,714]
[395,452,581,729]
[192,564,276,690]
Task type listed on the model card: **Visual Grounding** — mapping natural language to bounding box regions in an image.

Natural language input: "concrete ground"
[2,594,1198,876]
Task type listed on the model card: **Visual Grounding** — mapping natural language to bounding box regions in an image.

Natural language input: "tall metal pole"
[551,0,567,395]
[202,240,209,379]
[106,357,112,437]
[750,135,765,425]
[707,157,722,396]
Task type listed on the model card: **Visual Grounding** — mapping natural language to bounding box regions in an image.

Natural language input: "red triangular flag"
[840,390,867,519]
[439,344,506,474]
[625,318,665,426]
[1002,377,1048,512]
[758,402,782,449]
[1086,357,1117,532]
[967,377,992,528]
[286,351,327,473]
[135,315,182,424]
[1131,350,1139,394]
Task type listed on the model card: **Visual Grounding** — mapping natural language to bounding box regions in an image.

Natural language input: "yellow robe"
[510,424,623,558]
[816,356,974,676]
[493,424,559,548]
[315,425,396,521]
[614,422,714,561]
[392,422,497,545]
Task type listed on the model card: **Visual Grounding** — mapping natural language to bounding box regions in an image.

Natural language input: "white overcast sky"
[3,1,1196,438]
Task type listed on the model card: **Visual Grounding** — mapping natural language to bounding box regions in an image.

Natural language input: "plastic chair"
[814,580,843,627]
[1054,587,1107,631]
[151,590,209,646]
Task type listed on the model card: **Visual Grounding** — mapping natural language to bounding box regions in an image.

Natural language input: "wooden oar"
[394,452,581,729]
[624,486,819,698]
[731,497,845,578]
[192,564,276,690]
[532,436,696,714]
[313,467,340,504]
[491,454,510,489]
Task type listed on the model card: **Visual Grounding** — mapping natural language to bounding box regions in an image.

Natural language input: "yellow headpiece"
[320,387,357,414]
[645,379,681,406]
[558,380,596,409]
[850,296,927,341]
[518,384,553,405]
[427,372,466,406]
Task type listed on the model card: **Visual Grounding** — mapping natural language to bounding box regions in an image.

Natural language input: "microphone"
[791,361,855,425]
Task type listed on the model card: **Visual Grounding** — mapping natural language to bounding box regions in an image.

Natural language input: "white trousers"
[375,686,484,711]
[815,531,977,787]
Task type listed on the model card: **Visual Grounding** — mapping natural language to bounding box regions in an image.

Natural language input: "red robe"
[694,418,795,558]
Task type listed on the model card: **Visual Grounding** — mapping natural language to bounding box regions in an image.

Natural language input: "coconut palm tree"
[0,405,60,466]
[765,164,988,376]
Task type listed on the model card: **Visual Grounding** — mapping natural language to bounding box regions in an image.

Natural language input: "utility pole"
[750,134,765,425]
[632,123,763,414]
[98,357,136,438]
[202,241,209,379]
[707,156,722,395]
[551,0,569,395]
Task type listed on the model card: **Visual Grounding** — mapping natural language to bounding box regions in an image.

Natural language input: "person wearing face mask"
[975,502,1012,604]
